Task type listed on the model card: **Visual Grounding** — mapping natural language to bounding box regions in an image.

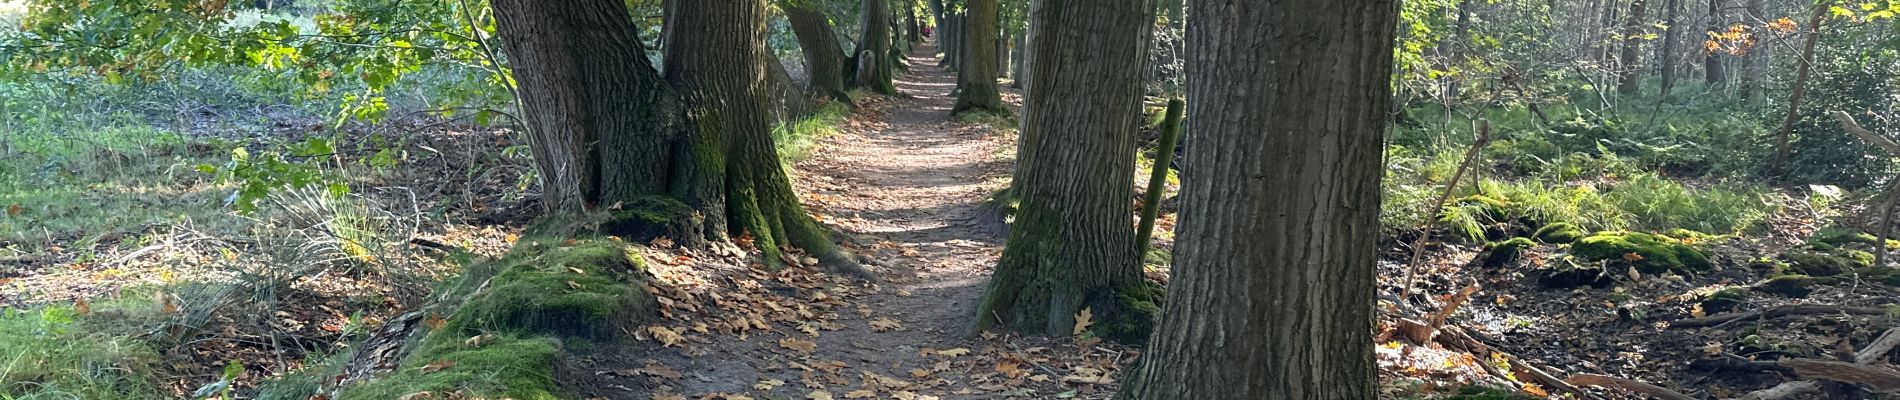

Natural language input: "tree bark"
[907,6,922,44]
[953,0,1007,114]
[782,1,855,104]
[1617,0,1648,95]
[1771,0,1831,166]
[975,0,1158,344]
[1703,0,1726,86]
[1658,0,1680,96]
[1737,0,1763,100]
[1117,0,1397,397]
[491,0,869,279]
[854,0,897,94]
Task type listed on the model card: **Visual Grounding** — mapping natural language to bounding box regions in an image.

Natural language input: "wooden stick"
[1135,98,1186,253]
[1565,374,1696,400]
[1668,304,1888,329]
[1832,111,1900,156]
[1435,325,1602,399]
[1400,120,1491,303]
[1858,327,1900,365]
[1780,358,1900,391]
[1834,111,1900,268]
[1738,381,1821,400]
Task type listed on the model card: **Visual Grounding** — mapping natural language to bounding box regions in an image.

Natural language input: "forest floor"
[564,41,1137,400]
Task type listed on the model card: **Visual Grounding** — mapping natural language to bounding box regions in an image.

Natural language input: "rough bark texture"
[1658,0,1680,95]
[491,0,868,279]
[491,0,680,215]
[1617,0,1648,95]
[1118,0,1397,397]
[782,1,854,104]
[665,0,861,275]
[1704,0,1726,86]
[854,0,897,94]
[952,0,1007,114]
[975,0,1158,344]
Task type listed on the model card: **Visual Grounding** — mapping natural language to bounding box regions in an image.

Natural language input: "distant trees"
[975,0,1157,343]
[1119,0,1399,398]
[855,0,898,94]
[952,0,1007,114]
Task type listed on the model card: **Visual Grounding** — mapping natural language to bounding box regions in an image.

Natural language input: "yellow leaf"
[934,348,971,357]
[1690,303,1706,318]
[807,391,834,400]
[465,334,493,348]
[73,298,90,316]
[844,390,877,399]
[566,280,584,290]
[418,359,454,374]
[1522,383,1550,397]
[424,313,447,330]
[754,379,786,391]
[1072,307,1094,336]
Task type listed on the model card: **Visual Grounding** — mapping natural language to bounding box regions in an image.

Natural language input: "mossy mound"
[1087,281,1164,345]
[1753,275,1818,298]
[1809,227,1879,247]
[1533,222,1584,244]
[1861,267,1900,287]
[1570,231,1711,275]
[448,239,656,339]
[340,335,564,400]
[598,196,699,241]
[1482,237,1536,268]
[1700,287,1748,313]
[1538,262,1612,289]
[1779,249,1871,277]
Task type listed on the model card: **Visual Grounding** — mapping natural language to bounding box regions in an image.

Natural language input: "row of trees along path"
[566,39,1059,399]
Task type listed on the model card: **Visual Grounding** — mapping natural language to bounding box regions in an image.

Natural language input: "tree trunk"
[975,0,1157,345]
[1659,0,1680,96]
[1737,0,1763,100]
[1771,0,1831,166]
[1703,0,1726,86]
[854,0,897,94]
[492,0,869,279]
[1009,33,1025,88]
[1117,0,1397,397]
[764,51,815,123]
[952,0,1006,114]
[941,12,961,68]
[782,1,855,104]
[1444,0,1473,106]
[1617,0,1648,95]
[907,6,922,43]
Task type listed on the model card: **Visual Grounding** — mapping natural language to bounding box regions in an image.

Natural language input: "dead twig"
[1780,358,1900,391]
[1858,327,1900,365]
[1565,374,1697,400]
[1668,304,1888,329]
[1400,121,1491,305]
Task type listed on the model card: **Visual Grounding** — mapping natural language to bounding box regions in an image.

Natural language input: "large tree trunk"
[782,1,855,104]
[1617,0,1648,95]
[952,0,1006,114]
[854,0,897,94]
[1703,0,1726,86]
[1118,0,1397,397]
[1737,0,1763,100]
[1658,0,1680,96]
[490,0,681,215]
[975,0,1157,344]
[907,6,922,44]
[492,0,869,279]
[1771,0,1831,166]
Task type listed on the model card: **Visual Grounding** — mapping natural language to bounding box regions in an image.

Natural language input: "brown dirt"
[563,41,1134,400]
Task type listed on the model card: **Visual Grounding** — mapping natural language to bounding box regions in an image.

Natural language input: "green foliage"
[1780,249,1868,277]
[1570,231,1711,275]
[1533,222,1583,244]
[1481,237,1536,267]
[199,138,348,214]
[339,335,564,400]
[774,102,851,162]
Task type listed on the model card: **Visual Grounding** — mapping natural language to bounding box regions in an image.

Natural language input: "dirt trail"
[569,41,1034,399]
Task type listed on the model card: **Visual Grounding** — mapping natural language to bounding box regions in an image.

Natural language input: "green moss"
[1482,237,1536,268]
[1754,275,1817,298]
[1091,281,1164,345]
[1861,267,1900,287]
[1779,249,1870,277]
[597,196,697,241]
[1809,227,1878,247]
[340,335,564,400]
[448,239,654,339]
[1700,287,1748,313]
[1455,195,1511,215]
[1446,385,1540,399]
[1570,231,1712,274]
[1533,222,1584,244]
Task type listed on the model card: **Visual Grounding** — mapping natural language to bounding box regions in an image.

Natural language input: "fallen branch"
[1780,358,1900,391]
[1834,110,1900,268]
[1435,325,1603,400]
[1669,304,1888,329]
[1832,111,1900,156]
[1565,374,1696,400]
[1858,327,1900,365]
[1400,121,1490,304]
[1737,381,1821,400]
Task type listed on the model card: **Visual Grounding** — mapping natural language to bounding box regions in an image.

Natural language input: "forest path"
[569,40,1042,400]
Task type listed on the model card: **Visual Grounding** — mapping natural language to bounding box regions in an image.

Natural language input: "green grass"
[0,125,241,253]
[0,292,168,399]
[774,102,851,163]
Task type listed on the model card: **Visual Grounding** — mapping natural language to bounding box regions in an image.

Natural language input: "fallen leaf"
[424,313,447,330]
[870,318,903,332]
[418,359,455,374]
[754,379,786,391]
[465,334,493,348]
[934,348,971,358]
[647,326,685,347]
[780,338,817,354]
[640,362,684,379]
[73,298,90,316]
[1072,307,1094,336]
[844,390,877,399]
[5,204,20,217]
[807,391,834,400]
[567,280,584,290]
